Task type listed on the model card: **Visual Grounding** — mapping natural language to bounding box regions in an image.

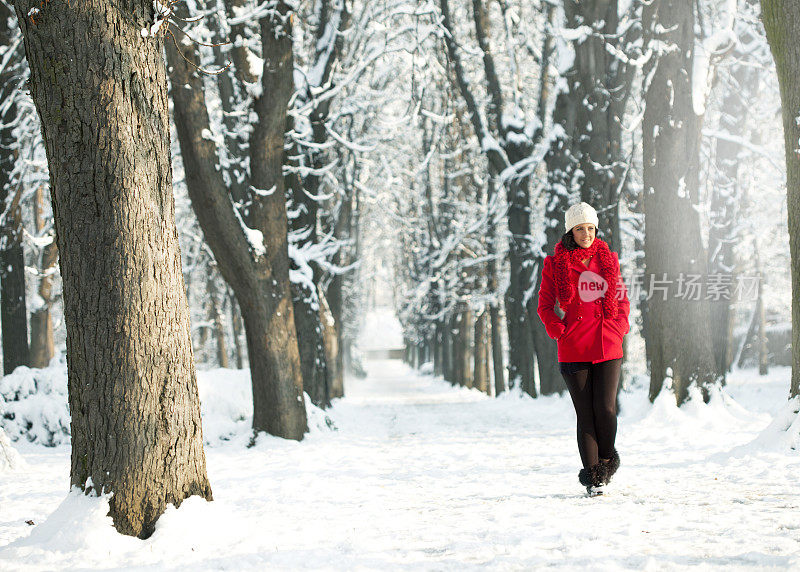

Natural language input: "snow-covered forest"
[1,0,799,569]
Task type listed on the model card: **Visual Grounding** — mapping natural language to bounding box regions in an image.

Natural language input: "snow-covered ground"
[1,359,798,570]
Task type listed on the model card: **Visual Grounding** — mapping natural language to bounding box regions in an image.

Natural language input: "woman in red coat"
[537,202,630,496]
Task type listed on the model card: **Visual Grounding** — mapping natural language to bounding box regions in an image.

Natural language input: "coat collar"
[570,255,596,273]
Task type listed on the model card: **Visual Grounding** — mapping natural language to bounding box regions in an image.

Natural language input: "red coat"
[537,250,630,363]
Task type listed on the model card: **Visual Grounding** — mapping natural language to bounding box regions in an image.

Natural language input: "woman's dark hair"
[560,226,600,251]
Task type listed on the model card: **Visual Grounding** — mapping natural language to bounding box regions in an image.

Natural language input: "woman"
[536,202,630,496]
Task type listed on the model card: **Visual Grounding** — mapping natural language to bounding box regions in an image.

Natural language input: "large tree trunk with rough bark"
[13,0,212,537]
[166,2,308,439]
[642,0,722,405]
[762,0,800,398]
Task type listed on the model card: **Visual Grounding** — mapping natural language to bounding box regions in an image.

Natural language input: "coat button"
[596,299,602,304]
[577,315,582,320]
[595,312,601,318]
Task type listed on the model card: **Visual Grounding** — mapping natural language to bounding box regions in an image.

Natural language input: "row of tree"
[392,0,796,407]
[0,0,798,541]
[0,0,400,537]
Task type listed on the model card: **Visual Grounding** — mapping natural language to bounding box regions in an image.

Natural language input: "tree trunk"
[29,187,58,368]
[326,170,352,396]
[292,279,330,408]
[486,178,505,395]
[286,0,349,406]
[538,84,579,395]
[473,307,489,393]
[642,0,722,405]
[761,0,800,398]
[566,0,628,253]
[443,312,455,384]
[0,4,29,375]
[0,211,29,374]
[440,0,536,395]
[490,304,504,396]
[319,285,341,402]
[503,174,536,396]
[756,270,769,376]
[166,2,308,439]
[14,0,212,537]
[707,14,760,378]
[228,289,245,369]
[207,273,229,369]
[459,307,473,387]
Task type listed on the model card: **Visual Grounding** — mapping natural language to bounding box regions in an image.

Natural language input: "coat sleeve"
[537,256,566,340]
[612,252,631,335]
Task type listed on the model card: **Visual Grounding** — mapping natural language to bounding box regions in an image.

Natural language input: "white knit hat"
[565,202,599,233]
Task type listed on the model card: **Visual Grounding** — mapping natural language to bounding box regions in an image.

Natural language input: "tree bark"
[14,0,212,537]
[707,2,761,377]
[228,288,245,369]
[319,285,341,402]
[473,307,489,393]
[207,272,229,369]
[29,186,58,368]
[0,208,29,374]
[460,306,473,387]
[761,0,800,398]
[642,0,722,404]
[291,279,330,407]
[0,6,29,374]
[439,0,536,394]
[166,2,308,439]
[486,179,505,395]
[538,87,579,395]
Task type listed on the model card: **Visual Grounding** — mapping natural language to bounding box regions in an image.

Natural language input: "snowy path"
[1,359,799,570]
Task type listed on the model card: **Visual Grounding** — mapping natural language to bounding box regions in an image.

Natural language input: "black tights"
[560,358,622,469]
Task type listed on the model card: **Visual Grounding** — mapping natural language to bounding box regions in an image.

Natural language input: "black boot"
[601,449,620,485]
[579,462,607,496]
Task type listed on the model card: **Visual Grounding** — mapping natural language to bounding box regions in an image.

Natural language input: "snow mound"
[728,396,800,455]
[196,368,253,444]
[639,384,762,432]
[0,361,338,447]
[6,488,139,555]
[0,427,25,472]
[0,356,70,446]
[197,368,338,444]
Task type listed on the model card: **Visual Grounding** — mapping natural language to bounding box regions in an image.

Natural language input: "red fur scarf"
[553,237,619,318]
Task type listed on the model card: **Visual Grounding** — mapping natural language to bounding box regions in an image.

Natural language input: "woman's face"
[572,223,596,248]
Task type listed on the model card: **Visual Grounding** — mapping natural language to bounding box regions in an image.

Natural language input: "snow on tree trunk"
[13,0,213,537]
